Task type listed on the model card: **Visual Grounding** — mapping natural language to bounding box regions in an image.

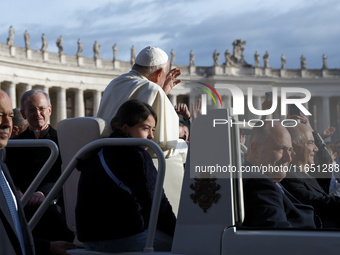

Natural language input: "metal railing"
[6,139,59,208]
[29,138,166,253]
[229,115,245,225]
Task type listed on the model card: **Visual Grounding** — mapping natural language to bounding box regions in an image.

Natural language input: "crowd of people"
[0,46,187,255]
[1,44,340,255]
[242,106,340,229]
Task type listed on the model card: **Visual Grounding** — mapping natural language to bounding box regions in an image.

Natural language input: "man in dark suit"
[0,89,35,255]
[5,89,73,243]
[6,89,62,208]
[0,90,75,255]
[242,122,319,229]
[281,123,340,228]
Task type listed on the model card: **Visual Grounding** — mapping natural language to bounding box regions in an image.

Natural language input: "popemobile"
[9,107,340,255]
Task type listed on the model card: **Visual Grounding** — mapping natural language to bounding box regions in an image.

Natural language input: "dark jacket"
[0,159,35,255]
[76,130,176,242]
[5,126,62,197]
[242,161,319,229]
[309,132,333,193]
[281,168,340,228]
[4,126,73,246]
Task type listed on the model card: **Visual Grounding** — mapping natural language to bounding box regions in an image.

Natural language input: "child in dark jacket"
[76,99,176,253]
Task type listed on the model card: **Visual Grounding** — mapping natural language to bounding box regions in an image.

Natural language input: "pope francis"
[97,46,184,214]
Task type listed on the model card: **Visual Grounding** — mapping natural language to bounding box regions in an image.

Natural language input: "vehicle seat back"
[172,109,237,255]
[57,117,110,233]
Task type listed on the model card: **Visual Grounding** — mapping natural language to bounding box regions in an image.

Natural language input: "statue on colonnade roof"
[56,35,63,54]
[24,30,30,49]
[231,39,250,67]
[41,33,47,52]
[77,38,83,57]
[7,26,14,46]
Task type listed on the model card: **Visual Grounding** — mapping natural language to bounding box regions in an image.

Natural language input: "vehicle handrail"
[6,139,59,207]
[29,138,166,253]
[230,116,245,225]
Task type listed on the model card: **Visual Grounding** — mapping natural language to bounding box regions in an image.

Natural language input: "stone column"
[5,82,16,108]
[189,93,197,114]
[247,95,262,120]
[41,86,49,95]
[16,83,33,108]
[169,94,177,106]
[56,87,67,122]
[223,95,231,111]
[93,90,102,117]
[23,83,32,92]
[272,96,281,120]
[319,96,330,132]
[74,88,85,117]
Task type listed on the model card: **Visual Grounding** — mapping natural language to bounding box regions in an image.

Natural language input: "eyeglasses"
[27,106,49,114]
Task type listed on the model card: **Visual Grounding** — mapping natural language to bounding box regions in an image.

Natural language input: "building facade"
[1,38,340,141]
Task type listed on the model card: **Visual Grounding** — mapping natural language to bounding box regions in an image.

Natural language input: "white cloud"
[1,0,340,68]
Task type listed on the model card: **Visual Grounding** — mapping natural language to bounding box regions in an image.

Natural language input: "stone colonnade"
[0,81,102,128]
[170,84,340,141]
[1,41,340,141]
[1,78,339,141]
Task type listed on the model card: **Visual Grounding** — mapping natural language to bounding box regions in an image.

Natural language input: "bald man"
[0,90,35,255]
[242,122,319,229]
[0,90,76,255]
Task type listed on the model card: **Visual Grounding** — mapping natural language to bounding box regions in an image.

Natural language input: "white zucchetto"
[135,46,168,67]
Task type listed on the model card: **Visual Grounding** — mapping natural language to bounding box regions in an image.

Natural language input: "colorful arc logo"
[196,82,222,106]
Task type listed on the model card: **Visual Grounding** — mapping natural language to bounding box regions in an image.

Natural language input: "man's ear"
[12,125,19,137]
[47,105,52,116]
[20,109,27,119]
[121,124,129,133]
[154,69,164,86]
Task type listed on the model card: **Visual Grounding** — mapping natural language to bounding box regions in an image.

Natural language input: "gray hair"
[133,62,168,76]
[20,89,51,109]
[286,124,305,146]
[290,133,304,146]
[12,108,28,130]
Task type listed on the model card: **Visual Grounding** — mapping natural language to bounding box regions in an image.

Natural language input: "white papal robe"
[97,70,179,155]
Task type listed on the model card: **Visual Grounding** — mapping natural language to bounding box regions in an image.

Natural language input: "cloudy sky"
[1,0,339,69]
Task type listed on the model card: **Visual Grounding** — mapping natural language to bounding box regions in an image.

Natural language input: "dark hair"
[12,108,27,129]
[110,99,157,130]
